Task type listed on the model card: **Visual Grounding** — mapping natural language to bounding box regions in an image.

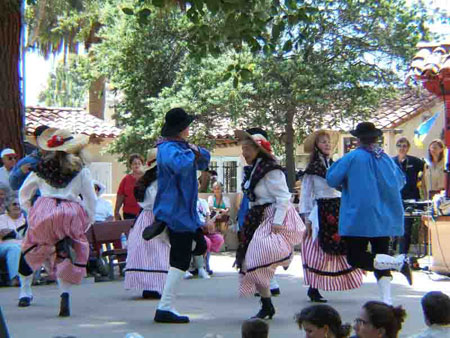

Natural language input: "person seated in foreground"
[242,318,269,338]
[296,304,351,338]
[410,291,450,338]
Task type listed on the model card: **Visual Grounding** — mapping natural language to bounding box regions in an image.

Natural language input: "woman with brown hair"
[422,139,445,200]
[353,301,406,338]
[300,130,363,303]
[114,153,144,220]
[295,304,351,338]
[124,148,170,300]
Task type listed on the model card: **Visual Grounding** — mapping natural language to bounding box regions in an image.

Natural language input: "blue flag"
[414,111,441,149]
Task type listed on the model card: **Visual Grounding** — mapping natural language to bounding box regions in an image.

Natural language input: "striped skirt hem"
[301,235,363,291]
[124,210,170,293]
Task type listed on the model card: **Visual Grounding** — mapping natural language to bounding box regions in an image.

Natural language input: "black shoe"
[252,297,275,320]
[142,290,161,299]
[154,309,189,323]
[190,269,199,276]
[59,292,70,317]
[307,287,327,303]
[207,269,213,276]
[400,260,413,286]
[18,297,32,307]
[270,288,280,296]
[142,221,166,241]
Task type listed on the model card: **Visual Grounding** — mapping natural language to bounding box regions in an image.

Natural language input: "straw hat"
[303,130,339,153]
[234,129,275,159]
[146,148,157,170]
[37,128,89,153]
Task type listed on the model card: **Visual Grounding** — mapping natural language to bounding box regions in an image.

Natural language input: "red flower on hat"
[47,135,65,148]
[326,214,336,225]
[255,139,273,153]
[332,233,341,242]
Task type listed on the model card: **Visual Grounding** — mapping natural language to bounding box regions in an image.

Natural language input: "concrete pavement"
[0,252,449,338]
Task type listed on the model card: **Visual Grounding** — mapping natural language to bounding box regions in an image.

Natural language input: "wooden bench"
[87,219,134,281]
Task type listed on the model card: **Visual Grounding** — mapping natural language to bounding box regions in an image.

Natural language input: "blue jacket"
[153,140,210,232]
[326,148,405,237]
[9,150,41,191]
[237,193,249,230]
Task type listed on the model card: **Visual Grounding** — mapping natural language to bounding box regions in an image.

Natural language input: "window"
[223,161,238,193]
[210,157,243,193]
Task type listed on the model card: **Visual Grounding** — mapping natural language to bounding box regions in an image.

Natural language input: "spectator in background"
[353,301,406,338]
[0,194,26,286]
[208,181,230,234]
[242,318,269,338]
[9,125,50,192]
[0,149,18,190]
[422,139,445,200]
[115,154,144,220]
[392,136,424,255]
[0,183,11,215]
[410,291,450,338]
[93,181,113,222]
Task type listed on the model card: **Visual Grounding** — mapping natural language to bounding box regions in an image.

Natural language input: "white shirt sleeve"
[264,169,291,226]
[79,168,97,224]
[207,195,215,208]
[19,172,40,212]
[201,199,211,217]
[299,174,314,216]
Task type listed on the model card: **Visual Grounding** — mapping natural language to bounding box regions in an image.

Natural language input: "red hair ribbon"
[255,139,273,153]
[147,159,156,167]
[47,135,73,148]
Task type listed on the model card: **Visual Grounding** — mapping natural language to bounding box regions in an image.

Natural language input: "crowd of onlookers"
[236,291,450,337]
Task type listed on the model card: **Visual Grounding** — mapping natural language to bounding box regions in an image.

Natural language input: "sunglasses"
[10,202,20,207]
[5,156,17,160]
[354,318,369,326]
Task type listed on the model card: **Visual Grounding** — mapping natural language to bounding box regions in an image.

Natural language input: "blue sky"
[24,0,450,106]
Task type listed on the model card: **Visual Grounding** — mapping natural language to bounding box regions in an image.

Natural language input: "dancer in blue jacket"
[152,108,210,323]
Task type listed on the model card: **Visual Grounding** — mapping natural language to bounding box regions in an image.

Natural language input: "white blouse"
[19,168,97,224]
[299,174,341,216]
[94,199,114,222]
[137,181,157,211]
[247,165,291,226]
[197,198,210,224]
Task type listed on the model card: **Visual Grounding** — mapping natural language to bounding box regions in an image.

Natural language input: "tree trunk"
[284,109,296,192]
[0,0,24,157]
[88,76,105,119]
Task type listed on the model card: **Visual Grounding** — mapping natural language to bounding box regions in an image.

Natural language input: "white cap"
[1,148,17,158]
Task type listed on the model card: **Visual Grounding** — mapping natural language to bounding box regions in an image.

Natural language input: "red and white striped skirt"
[21,197,90,284]
[124,210,170,293]
[239,204,304,297]
[301,235,363,291]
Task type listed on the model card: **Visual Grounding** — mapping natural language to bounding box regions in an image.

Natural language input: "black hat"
[245,128,269,140]
[161,108,196,137]
[350,122,382,138]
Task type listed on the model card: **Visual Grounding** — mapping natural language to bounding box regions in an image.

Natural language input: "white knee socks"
[19,274,33,299]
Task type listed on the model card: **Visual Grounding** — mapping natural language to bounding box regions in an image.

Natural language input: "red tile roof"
[25,106,122,138]
[406,40,450,83]
[368,88,441,129]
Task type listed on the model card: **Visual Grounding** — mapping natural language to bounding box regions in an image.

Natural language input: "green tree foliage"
[38,54,91,107]
[92,3,191,161]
